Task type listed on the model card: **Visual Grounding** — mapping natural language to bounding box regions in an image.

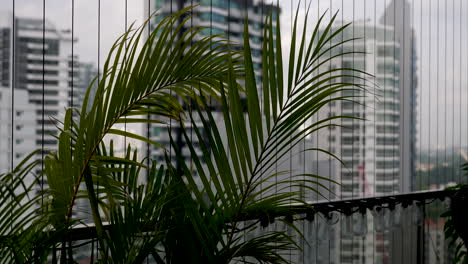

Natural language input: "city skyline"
[0,1,463,263]
[1,0,466,152]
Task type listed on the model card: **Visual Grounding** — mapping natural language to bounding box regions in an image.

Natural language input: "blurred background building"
[144,0,278,175]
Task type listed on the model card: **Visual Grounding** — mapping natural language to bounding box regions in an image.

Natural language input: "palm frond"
[44,6,241,256]
[0,151,58,263]
[171,6,369,263]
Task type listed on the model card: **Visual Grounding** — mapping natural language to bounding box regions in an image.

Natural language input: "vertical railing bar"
[315,2,319,260]
[302,0,307,261]
[340,1,345,261]
[427,0,431,191]
[419,0,422,191]
[169,0,173,164]
[328,0,332,201]
[328,0,332,262]
[363,0,366,199]
[70,0,75,260]
[146,0,150,179]
[391,2,396,262]
[41,0,45,211]
[97,0,101,257]
[407,0,415,262]
[363,1,367,262]
[124,0,127,157]
[411,0,414,192]
[418,0,424,190]
[288,0,293,258]
[401,0,406,195]
[373,1,376,262]
[190,0,194,234]
[459,0,462,184]
[383,0,387,260]
[341,0,344,202]
[435,0,439,192]
[315,0,319,207]
[71,0,74,111]
[351,0,355,202]
[392,0,396,196]
[452,0,456,182]
[9,1,15,256]
[444,0,447,185]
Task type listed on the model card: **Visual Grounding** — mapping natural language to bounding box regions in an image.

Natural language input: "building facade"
[0,88,36,176]
[312,0,418,263]
[144,0,277,172]
[76,61,99,111]
[0,13,84,191]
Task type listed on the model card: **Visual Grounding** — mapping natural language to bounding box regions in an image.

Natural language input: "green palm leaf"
[170,5,368,263]
[0,151,59,263]
[44,6,241,258]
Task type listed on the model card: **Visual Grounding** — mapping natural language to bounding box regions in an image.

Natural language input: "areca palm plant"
[0,4,367,263]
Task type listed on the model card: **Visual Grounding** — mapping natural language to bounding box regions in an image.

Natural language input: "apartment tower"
[144,0,278,172]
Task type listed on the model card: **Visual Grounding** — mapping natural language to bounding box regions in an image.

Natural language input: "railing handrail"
[28,189,454,242]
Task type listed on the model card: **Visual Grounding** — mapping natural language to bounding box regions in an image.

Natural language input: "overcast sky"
[1,0,467,153]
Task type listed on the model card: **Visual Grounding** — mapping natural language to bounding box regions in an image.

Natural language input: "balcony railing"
[19,189,453,263]
[1,0,467,263]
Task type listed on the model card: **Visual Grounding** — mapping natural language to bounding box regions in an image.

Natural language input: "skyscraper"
[379,0,417,193]
[144,0,278,172]
[312,0,418,263]
[0,12,76,182]
[0,88,36,177]
[76,61,99,110]
[319,21,402,198]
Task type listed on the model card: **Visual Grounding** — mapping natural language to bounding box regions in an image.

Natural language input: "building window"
[27,69,59,75]
[377,45,400,59]
[377,62,400,75]
[29,90,59,96]
[376,149,400,157]
[27,79,59,86]
[153,127,162,137]
[376,102,400,111]
[37,119,57,125]
[341,136,359,145]
[376,125,399,134]
[200,12,226,24]
[27,59,59,65]
[376,161,400,169]
[201,27,225,36]
[376,113,399,123]
[375,185,396,193]
[376,137,399,146]
[36,139,58,145]
[30,100,59,106]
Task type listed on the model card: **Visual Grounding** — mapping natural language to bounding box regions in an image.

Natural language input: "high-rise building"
[311,1,418,263]
[311,31,405,262]
[76,61,99,111]
[144,0,278,172]
[0,12,75,180]
[0,88,36,177]
[319,21,402,198]
[312,0,416,198]
[379,0,417,193]
[314,19,408,263]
